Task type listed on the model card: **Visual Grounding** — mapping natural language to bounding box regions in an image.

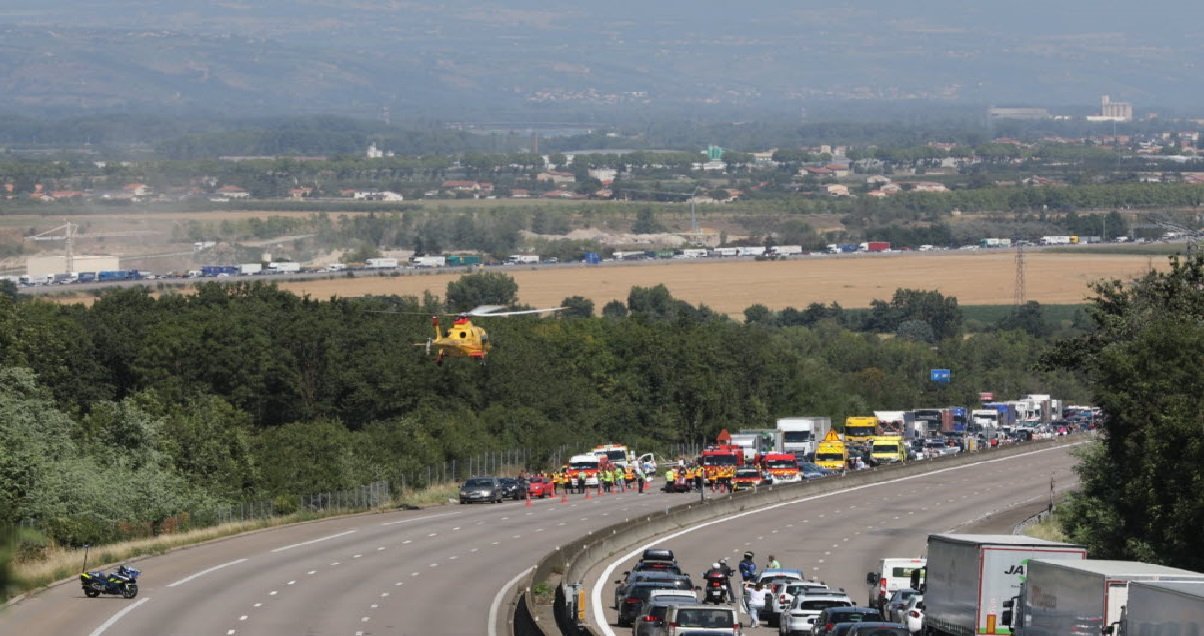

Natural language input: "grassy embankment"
[6,481,465,601]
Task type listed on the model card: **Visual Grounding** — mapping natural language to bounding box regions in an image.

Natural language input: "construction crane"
[25,221,158,273]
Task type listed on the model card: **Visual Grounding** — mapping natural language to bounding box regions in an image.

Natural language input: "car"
[811,607,882,636]
[771,581,831,626]
[633,560,684,576]
[634,598,706,636]
[900,597,924,634]
[614,571,693,609]
[643,548,676,563]
[525,476,554,498]
[619,582,695,627]
[497,477,527,500]
[842,623,908,636]
[798,462,833,480]
[779,592,852,636]
[458,477,502,504]
[731,466,769,492]
[664,604,741,635]
[882,589,919,623]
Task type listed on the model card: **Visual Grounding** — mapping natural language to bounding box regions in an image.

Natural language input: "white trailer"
[269,261,302,273]
[769,245,804,256]
[873,410,916,438]
[365,258,399,269]
[507,254,541,264]
[676,248,709,258]
[1123,580,1204,636]
[923,534,1086,636]
[737,246,767,257]
[776,417,832,459]
[710,247,740,257]
[239,263,263,275]
[1014,559,1204,636]
[410,255,446,268]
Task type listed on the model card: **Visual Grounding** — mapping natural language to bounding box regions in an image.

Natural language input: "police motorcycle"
[702,563,729,604]
[79,545,140,599]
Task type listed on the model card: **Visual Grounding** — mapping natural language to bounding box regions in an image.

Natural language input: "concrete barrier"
[511,435,1087,635]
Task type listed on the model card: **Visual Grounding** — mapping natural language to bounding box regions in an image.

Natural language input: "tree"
[0,279,16,303]
[560,296,594,319]
[743,304,772,325]
[444,272,519,313]
[998,301,1050,338]
[1046,255,1204,569]
[601,300,628,319]
[632,208,664,234]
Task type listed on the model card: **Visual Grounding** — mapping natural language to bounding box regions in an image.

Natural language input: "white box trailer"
[239,263,263,275]
[365,258,399,269]
[737,246,767,257]
[874,410,916,438]
[923,534,1086,636]
[769,245,803,256]
[269,261,301,273]
[410,255,446,268]
[508,254,540,264]
[1123,580,1204,636]
[1015,560,1204,636]
[776,417,832,459]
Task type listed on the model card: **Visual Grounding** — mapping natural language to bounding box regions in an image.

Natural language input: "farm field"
[266,251,1164,316]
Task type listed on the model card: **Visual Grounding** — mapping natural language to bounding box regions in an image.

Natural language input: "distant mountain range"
[1,1,1200,119]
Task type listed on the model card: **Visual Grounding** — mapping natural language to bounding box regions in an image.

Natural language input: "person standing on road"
[746,582,767,628]
[634,463,646,493]
[739,551,758,582]
[576,471,586,495]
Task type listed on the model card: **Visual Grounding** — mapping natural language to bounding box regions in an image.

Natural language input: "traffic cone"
[560,492,568,504]
[524,493,532,508]
[584,488,591,500]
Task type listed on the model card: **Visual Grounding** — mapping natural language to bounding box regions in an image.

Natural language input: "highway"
[585,441,1085,636]
[0,486,677,636]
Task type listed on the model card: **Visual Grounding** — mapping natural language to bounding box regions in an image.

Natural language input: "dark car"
[458,477,502,504]
[632,560,684,575]
[798,461,833,480]
[618,582,693,627]
[642,548,676,563]
[842,622,909,636]
[614,571,693,609]
[633,598,699,636]
[813,607,883,636]
[498,477,527,500]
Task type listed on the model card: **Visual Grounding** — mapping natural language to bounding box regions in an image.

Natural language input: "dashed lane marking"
[167,559,249,587]
[271,530,356,553]
[88,597,151,636]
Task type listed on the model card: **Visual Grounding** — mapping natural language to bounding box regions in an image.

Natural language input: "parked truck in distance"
[365,257,399,269]
[269,261,302,273]
[859,241,891,252]
[843,416,880,446]
[445,254,482,266]
[1120,580,1204,636]
[507,254,540,264]
[1008,559,1204,636]
[873,411,915,439]
[923,534,1086,636]
[776,416,832,459]
[410,255,446,268]
[914,408,953,438]
[239,263,263,276]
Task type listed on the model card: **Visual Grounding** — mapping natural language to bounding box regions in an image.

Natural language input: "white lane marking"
[590,442,1085,636]
[167,558,249,587]
[253,603,262,608]
[379,510,462,526]
[402,540,412,544]
[88,597,151,636]
[428,533,438,537]
[227,631,236,635]
[269,591,278,596]
[271,530,356,553]
[377,546,386,551]
[353,554,363,559]
[470,548,479,552]
[361,616,370,622]
[287,580,296,585]
[488,566,535,636]
[239,615,248,621]
[308,570,316,575]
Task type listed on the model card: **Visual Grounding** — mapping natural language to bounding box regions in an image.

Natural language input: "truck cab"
[869,436,907,464]
[763,452,802,484]
[814,429,847,471]
[844,416,880,445]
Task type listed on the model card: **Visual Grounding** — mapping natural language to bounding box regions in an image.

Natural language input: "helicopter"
[417,305,564,364]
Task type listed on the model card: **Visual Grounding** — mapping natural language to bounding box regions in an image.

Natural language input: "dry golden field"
[267,251,1163,315]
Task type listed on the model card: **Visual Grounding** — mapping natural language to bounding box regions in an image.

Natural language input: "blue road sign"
[930,369,951,383]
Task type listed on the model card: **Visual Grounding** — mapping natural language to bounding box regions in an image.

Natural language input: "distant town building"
[989,107,1051,120]
[1087,95,1133,122]
[366,143,384,159]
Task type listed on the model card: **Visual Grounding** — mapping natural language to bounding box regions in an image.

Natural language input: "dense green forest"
[0,273,1087,549]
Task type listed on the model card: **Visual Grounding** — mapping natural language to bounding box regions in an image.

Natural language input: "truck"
[869,436,907,464]
[445,254,482,266]
[859,241,891,253]
[813,429,847,471]
[843,416,881,446]
[709,247,740,257]
[914,408,953,438]
[736,428,784,456]
[1009,559,1204,636]
[410,255,446,268]
[776,416,832,459]
[76,272,97,283]
[873,411,915,439]
[1040,235,1073,246]
[976,403,1019,436]
[675,248,710,259]
[768,245,803,257]
[948,406,968,435]
[507,254,540,264]
[98,269,143,282]
[827,243,859,254]
[201,265,239,277]
[737,246,767,257]
[1121,580,1204,636]
[365,257,399,269]
[239,263,263,276]
[979,238,1013,249]
[699,444,743,484]
[269,261,302,273]
[922,534,1086,636]
[762,452,801,484]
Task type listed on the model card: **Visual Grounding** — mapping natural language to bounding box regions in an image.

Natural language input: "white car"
[770,581,830,625]
[902,596,924,634]
[778,592,852,636]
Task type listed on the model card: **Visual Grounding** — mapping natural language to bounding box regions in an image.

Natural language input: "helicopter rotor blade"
[466,305,566,317]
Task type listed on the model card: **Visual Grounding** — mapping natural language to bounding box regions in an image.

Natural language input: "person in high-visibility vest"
[600,467,612,493]
[613,466,625,492]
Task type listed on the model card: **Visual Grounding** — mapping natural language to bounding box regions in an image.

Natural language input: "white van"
[865,557,926,611]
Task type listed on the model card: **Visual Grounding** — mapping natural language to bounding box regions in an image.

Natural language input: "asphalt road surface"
[0,484,676,636]
[587,441,1087,636]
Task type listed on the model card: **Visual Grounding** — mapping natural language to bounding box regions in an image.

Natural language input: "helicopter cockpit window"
[458,332,466,339]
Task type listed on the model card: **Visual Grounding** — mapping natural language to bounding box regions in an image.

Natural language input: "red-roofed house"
[217,185,251,199]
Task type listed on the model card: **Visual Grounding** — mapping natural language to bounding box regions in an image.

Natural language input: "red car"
[525,476,554,498]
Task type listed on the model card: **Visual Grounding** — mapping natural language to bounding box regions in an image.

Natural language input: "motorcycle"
[79,545,140,599]
[704,578,728,604]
